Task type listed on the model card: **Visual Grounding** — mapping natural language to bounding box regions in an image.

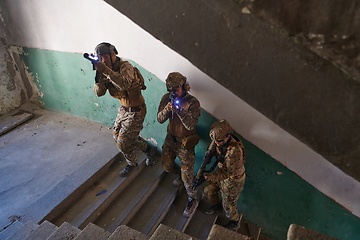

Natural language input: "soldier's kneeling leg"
[203,182,221,205]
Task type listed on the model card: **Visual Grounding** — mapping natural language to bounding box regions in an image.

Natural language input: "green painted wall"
[19,47,360,240]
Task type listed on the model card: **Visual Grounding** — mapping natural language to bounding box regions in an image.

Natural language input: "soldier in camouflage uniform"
[157,72,201,217]
[203,119,246,231]
[92,42,156,177]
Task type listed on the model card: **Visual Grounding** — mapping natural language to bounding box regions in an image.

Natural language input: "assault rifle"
[84,53,122,89]
[83,53,99,70]
[191,138,230,190]
[169,92,181,119]
[191,139,216,190]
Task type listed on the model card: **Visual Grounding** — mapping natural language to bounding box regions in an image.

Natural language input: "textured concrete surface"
[149,224,198,240]
[207,224,250,240]
[109,225,148,240]
[0,13,39,115]
[74,223,111,240]
[24,220,58,240]
[47,222,81,240]
[287,224,339,240]
[8,220,38,240]
[0,103,118,232]
[248,0,360,83]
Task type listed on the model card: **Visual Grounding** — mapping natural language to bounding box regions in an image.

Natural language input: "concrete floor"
[0,103,119,232]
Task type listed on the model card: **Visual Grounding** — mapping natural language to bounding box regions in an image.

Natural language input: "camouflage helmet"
[209,119,233,141]
[165,72,190,92]
[95,42,118,56]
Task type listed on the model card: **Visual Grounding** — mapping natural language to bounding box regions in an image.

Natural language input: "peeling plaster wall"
[0,8,39,115]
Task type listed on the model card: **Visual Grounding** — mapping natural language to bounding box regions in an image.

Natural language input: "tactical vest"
[168,94,197,138]
[215,135,246,179]
[107,59,146,107]
[228,135,245,164]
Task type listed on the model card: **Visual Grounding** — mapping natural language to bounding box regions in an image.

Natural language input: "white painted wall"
[2,0,360,217]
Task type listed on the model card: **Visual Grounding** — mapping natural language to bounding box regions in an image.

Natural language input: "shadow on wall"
[248,0,360,83]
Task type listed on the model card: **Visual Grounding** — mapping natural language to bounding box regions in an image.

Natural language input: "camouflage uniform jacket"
[94,57,145,107]
[157,92,200,137]
[205,136,245,182]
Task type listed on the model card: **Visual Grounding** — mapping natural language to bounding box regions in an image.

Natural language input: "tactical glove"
[94,61,107,73]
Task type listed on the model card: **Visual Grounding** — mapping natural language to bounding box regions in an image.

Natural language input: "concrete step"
[45,152,146,229]
[258,233,277,240]
[93,158,164,233]
[183,199,219,239]
[0,110,33,136]
[24,220,58,240]
[160,186,192,232]
[20,147,121,226]
[287,224,339,240]
[126,173,181,236]
[239,218,262,240]
[207,224,250,240]
[6,220,38,240]
[0,218,24,240]
[160,185,217,240]
[46,222,81,240]
[215,211,263,239]
[109,225,148,240]
[149,223,199,240]
[74,222,111,240]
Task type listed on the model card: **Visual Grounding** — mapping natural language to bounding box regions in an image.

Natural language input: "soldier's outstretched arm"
[95,61,135,91]
[157,94,171,124]
[94,72,107,97]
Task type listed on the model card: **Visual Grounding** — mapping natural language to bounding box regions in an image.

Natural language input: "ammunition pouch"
[182,134,200,149]
[127,83,141,104]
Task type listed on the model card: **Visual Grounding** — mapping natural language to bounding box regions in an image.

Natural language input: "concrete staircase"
[0,106,338,240]
[0,150,260,240]
[3,148,335,240]
[2,219,253,240]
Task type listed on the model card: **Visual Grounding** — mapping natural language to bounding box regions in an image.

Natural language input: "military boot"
[223,220,240,231]
[183,197,198,217]
[204,202,223,214]
[144,145,157,166]
[119,163,138,177]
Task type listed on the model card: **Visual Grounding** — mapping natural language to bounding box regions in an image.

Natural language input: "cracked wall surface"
[0,9,39,116]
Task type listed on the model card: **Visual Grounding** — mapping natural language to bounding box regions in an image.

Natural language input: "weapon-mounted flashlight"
[174,99,180,110]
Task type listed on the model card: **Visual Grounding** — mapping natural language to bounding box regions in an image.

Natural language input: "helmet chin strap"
[110,53,114,67]
[111,55,119,68]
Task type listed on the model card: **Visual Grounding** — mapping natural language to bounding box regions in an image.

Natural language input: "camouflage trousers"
[203,173,246,221]
[113,105,147,166]
[161,133,197,199]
